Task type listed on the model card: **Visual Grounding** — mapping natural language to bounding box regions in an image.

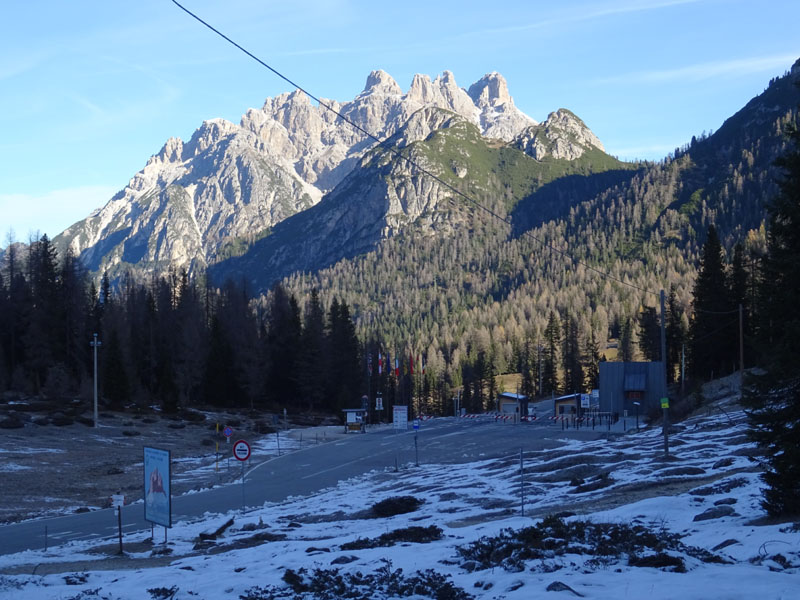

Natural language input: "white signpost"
[111,494,125,553]
[393,405,408,431]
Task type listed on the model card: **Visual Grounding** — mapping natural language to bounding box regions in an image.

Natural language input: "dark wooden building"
[599,361,667,416]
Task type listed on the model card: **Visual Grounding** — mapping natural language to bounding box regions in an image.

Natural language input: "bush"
[457,516,718,572]
[341,525,443,550]
[371,496,422,518]
[240,563,473,600]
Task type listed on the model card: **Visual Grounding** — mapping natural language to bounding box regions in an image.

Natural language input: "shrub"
[341,525,443,550]
[371,496,422,518]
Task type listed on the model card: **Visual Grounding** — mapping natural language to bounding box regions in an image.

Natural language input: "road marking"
[299,452,387,480]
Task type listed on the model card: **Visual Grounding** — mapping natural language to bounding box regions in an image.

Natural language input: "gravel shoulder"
[0,399,343,525]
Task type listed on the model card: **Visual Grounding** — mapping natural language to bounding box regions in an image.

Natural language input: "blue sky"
[1,0,798,242]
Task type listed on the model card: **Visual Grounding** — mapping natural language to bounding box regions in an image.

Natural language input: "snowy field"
[1,397,798,599]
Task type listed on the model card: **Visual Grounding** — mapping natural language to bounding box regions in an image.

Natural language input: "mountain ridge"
[52,70,602,280]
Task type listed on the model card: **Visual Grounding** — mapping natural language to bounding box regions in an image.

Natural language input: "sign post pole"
[117,506,123,554]
[232,440,251,513]
[111,494,125,554]
[661,397,670,457]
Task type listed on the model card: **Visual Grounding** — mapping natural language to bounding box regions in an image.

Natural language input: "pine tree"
[619,318,635,362]
[202,315,240,408]
[519,337,535,400]
[562,316,583,394]
[666,287,685,384]
[264,284,302,409]
[744,115,800,517]
[637,306,661,362]
[101,328,130,408]
[542,312,561,395]
[689,225,737,379]
[584,330,601,391]
[299,289,326,412]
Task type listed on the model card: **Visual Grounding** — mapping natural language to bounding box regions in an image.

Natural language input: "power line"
[170,0,662,298]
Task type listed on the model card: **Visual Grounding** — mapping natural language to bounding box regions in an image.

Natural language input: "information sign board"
[660,397,670,409]
[143,446,171,528]
[393,405,408,431]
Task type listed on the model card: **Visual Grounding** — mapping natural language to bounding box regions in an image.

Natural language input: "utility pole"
[90,333,102,427]
[660,290,669,457]
[739,303,745,395]
[681,343,685,398]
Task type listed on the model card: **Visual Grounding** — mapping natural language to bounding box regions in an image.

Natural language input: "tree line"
[0,240,368,416]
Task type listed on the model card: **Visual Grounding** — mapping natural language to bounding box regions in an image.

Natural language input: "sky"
[1,0,799,243]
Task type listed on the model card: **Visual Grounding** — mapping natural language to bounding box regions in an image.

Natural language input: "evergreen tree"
[666,287,685,384]
[745,116,800,517]
[299,289,326,412]
[264,284,302,409]
[619,318,635,362]
[562,315,583,394]
[584,330,601,391]
[101,328,130,408]
[325,298,362,412]
[519,337,535,400]
[542,312,561,395]
[689,225,737,379]
[202,315,240,408]
[637,306,661,362]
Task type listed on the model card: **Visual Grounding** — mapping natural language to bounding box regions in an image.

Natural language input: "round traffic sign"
[223,426,233,438]
[232,439,251,461]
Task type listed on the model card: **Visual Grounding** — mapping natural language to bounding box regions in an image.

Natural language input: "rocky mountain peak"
[363,69,402,95]
[55,68,601,281]
[513,108,604,161]
[150,137,185,166]
[408,73,434,103]
[467,71,512,108]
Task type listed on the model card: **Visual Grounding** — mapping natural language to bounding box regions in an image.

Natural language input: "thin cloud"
[465,0,705,37]
[594,53,799,85]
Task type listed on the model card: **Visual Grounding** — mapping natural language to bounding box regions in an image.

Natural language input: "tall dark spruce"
[745,114,800,517]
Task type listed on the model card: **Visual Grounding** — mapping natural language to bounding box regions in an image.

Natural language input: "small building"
[342,408,366,433]
[599,361,667,417]
[553,393,581,416]
[497,392,527,419]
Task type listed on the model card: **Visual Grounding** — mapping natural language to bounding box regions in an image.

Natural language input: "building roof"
[498,392,527,400]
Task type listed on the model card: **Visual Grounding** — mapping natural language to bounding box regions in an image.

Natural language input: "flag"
[421,354,425,374]
[395,357,399,377]
[378,352,383,375]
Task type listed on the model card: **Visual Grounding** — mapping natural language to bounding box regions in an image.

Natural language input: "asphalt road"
[0,415,606,556]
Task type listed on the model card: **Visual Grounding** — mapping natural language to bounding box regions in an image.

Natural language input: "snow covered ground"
[1,395,798,600]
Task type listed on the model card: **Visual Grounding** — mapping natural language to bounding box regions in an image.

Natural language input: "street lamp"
[90,333,102,427]
[633,401,640,431]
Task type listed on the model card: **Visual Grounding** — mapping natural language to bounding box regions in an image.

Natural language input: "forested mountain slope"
[266,60,800,388]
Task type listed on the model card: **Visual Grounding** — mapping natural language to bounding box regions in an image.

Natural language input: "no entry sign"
[232,439,251,462]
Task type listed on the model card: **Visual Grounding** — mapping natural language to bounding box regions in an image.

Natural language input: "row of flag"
[367,351,425,377]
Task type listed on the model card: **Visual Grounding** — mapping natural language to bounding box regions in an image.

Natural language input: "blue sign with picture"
[143,446,171,528]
